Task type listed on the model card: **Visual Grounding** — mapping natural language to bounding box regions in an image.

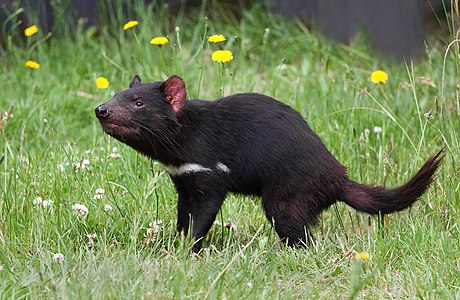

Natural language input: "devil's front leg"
[172,179,192,235]
[171,175,227,252]
[177,194,192,235]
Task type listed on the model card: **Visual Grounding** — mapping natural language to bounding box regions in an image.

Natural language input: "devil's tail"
[340,150,444,214]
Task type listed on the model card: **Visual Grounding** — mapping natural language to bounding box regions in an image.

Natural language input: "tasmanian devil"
[95,75,443,252]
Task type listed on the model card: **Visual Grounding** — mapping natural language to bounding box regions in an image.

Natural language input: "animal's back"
[187,93,347,194]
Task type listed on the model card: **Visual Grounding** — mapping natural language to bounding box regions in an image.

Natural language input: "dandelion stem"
[158,48,166,73]
[218,62,224,98]
[175,27,183,55]
[364,90,417,151]
[271,59,285,97]
[102,52,125,72]
[196,18,208,98]
[132,31,141,46]
[27,32,53,58]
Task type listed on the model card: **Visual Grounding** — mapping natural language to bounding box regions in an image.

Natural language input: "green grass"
[1,2,459,299]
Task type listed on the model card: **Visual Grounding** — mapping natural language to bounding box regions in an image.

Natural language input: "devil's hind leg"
[261,187,329,246]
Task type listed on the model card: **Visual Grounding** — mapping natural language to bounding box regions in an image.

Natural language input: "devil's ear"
[163,75,187,113]
[129,75,142,88]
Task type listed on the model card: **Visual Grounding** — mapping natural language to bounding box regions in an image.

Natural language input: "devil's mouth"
[99,120,138,138]
[99,121,120,133]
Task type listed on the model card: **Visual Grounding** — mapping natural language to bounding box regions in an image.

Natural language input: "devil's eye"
[135,100,144,107]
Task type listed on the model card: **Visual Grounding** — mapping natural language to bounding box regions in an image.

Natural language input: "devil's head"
[95,75,187,151]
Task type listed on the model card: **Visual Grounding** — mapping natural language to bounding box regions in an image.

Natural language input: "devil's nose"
[95,104,111,119]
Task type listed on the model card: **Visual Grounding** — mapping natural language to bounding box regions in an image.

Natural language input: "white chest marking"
[165,162,231,176]
[216,162,231,173]
[165,163,212,176]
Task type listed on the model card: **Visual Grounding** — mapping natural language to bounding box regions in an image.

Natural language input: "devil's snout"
[95,104,111,119]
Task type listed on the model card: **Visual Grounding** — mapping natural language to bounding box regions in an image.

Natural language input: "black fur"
[95,75,443,252]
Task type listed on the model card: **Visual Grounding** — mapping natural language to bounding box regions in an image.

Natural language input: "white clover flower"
[74,163,83,171]
[42,199,53,208]
[2,110,13,121]
[146,220,162,235]
[87,233,97,239]
[109,153,121,159]
[53,253,65,264]
[0,264,3,271]
[87,233,97,248]
[109,147,121,159]
[214,219,237,231]
[72,203,89,217]
[146,227,156,235]
[33,197,43,206]
[103,204,113,212]
[373,126,382,134]
[144,236,156,244]
[74,159,90,172]
[95,188,105,195]
[93,188,105,200]
[224,220,237,231]
[93,194,103,200]
[424,109,433,120]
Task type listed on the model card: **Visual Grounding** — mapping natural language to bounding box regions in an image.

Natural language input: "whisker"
[129,118,188,160]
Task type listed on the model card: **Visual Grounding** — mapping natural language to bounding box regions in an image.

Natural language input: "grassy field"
[1,2,459,299]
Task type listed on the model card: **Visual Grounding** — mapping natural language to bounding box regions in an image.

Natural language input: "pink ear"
[164,76,187,113]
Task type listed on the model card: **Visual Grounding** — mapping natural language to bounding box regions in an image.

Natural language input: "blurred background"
[1,0,456,61]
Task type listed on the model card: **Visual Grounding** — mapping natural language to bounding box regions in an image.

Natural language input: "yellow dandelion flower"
[123,20,139,31]
[25,60,40,70]
[150,36,169,46]
[371,70,388,83]
[354,252,370,261]
[208,34,226,43]
[211,50,233,63]
[96,77,110,89]
[24,25,39,37]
